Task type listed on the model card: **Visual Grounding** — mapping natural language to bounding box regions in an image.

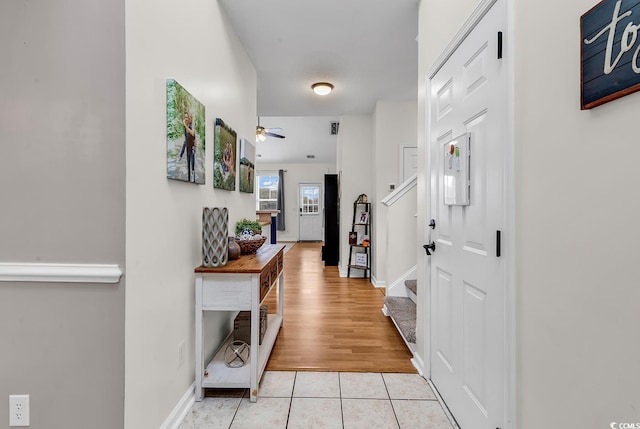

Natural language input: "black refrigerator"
[322,174,340,266]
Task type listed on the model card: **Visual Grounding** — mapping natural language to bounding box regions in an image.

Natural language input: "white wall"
[372,101,417,285]
[337,115,373,275]
[514,0,640,426]
[419,0,640,426]
[125,1,257,427]
[383,186,418,287]
[256,163,336,242]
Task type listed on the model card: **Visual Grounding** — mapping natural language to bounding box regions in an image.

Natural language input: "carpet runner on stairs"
[384,296,416,344]
[404,279,417,296]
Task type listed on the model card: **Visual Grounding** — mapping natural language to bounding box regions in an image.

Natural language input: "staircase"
[383,279,417,350]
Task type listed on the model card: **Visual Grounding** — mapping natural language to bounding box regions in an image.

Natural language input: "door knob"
[423,242,436,255]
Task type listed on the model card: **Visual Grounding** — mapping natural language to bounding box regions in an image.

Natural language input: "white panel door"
[299,183,323,241]
[428,1,507,428]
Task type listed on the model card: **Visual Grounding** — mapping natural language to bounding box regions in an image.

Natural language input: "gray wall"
[0,0,126,428]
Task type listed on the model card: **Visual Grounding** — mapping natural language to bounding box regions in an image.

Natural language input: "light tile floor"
[179,371,455,429]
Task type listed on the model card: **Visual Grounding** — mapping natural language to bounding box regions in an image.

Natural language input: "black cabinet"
[322,174,339,266]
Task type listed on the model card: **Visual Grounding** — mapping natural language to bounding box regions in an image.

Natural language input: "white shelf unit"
[194,244,285,402]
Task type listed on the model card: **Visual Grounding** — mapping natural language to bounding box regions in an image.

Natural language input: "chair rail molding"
[0,262,123,284]
[381,174,417,207]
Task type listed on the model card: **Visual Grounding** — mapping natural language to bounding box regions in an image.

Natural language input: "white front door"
[427,1,507,428]
[299,183,323,241]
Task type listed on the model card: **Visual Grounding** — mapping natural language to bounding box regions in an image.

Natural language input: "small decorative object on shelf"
[224,340,250,368]
[235,218,262,237]
[236,236,267,254]
[228,237,241,260]
[235,217,266,254]
[348,232,357,245]
[202,207,228,267]
[355,193,368,203]
[355,252,367,267]
[234,306,268,345]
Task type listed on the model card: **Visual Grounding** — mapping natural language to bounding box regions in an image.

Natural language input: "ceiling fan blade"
[264,127,282,132]
[266,132,285,139]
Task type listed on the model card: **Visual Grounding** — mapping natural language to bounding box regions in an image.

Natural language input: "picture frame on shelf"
[358,212,369,224]
[349,232,357,246]
[355,253,367,267]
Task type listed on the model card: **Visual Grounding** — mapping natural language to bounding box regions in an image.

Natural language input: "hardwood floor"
[264,242,415,373]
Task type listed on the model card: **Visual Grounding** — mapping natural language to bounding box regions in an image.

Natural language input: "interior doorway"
[298,183,323,241]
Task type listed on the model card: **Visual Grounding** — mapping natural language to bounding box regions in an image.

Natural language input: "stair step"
[384,296,416,344]
[404,279,417,296]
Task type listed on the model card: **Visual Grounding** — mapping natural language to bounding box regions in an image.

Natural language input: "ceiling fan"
[256,118,285,142]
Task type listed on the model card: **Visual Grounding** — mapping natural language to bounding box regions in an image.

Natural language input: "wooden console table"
[194,243,285,402]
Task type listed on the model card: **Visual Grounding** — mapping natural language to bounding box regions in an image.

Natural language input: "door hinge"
[496,230,501,257]
[497,31,503,59]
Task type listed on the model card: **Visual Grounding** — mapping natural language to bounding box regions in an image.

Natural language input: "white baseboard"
[411,353,425,376]
[370,275,386,288]
[160,382,195,429]
[426,378,460,429]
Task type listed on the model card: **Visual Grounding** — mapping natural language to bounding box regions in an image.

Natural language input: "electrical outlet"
[9,394,30,427]
[177,341,185,367]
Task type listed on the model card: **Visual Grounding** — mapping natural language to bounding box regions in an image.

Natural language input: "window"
[257,174,279,210]
[300,185,320,214]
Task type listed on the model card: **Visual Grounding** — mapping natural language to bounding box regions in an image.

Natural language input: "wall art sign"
[581,0,640,109]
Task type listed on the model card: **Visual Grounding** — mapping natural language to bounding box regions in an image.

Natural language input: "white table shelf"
[194,244,285,402]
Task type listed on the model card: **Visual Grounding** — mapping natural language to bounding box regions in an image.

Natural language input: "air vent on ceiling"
[330,121,340,135]
[306,155,315,159]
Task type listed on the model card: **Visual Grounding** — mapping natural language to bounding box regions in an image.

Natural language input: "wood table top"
[195,243,285,274]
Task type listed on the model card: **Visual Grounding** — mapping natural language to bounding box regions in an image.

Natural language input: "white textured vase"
[202,207,228,267]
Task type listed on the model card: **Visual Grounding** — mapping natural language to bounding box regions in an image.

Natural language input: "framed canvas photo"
[349,231,357,245]
[166,79,205,184]
[214,118,237,191]
[239,138,255,193]
[358,212,369,224]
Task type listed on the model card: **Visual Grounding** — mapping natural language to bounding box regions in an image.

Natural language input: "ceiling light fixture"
[311,82,334,96]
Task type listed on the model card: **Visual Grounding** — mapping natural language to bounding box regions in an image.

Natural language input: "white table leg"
[195,275,204,402]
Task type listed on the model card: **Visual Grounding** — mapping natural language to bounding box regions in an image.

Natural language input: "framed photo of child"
[166,79,205,184]
[214,118,237,191]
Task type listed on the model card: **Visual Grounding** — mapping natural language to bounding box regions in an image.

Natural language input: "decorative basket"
[236,236,267,254]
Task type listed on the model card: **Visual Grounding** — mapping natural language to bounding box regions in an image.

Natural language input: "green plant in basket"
[235,218,262,237]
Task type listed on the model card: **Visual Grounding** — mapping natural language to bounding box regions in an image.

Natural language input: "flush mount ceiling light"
[311,82,334,96]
